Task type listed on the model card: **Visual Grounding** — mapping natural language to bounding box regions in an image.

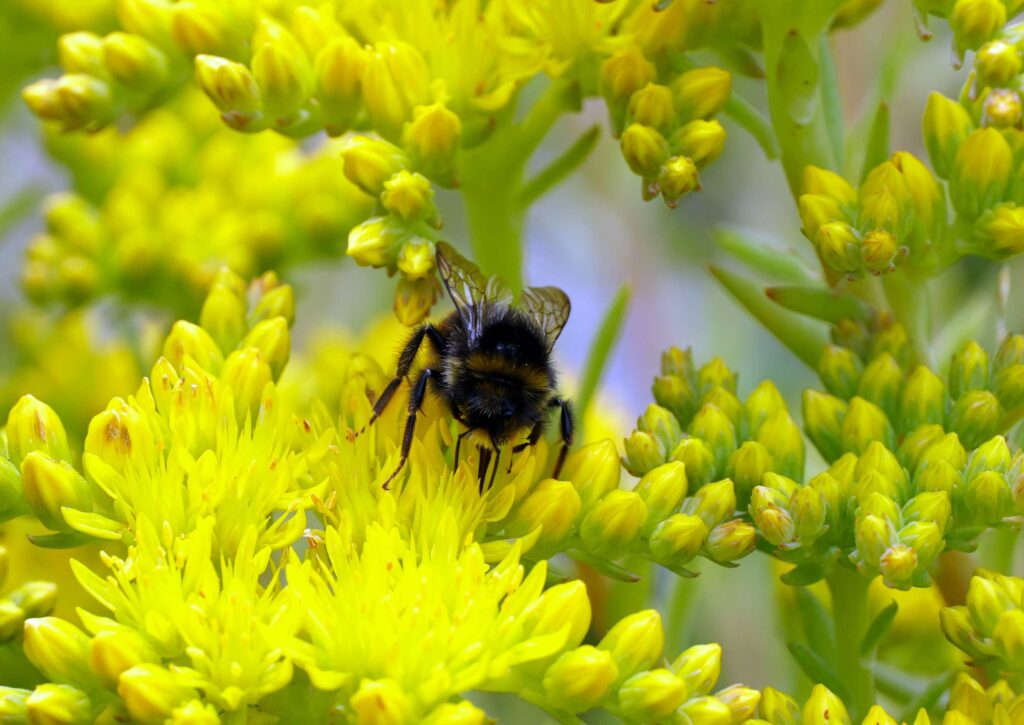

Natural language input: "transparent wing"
[520,285,571,349]
[436,241,512,338]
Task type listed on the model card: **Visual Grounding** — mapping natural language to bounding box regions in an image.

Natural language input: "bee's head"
[450,356,552,443]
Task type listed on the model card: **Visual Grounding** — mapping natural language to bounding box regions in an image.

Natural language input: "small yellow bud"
[342,136,410,197]
[671,438,716,487]
[395,237,436,281]
[171,2,229,56]
[580,490,647,557]
[618,669,688,721]
[891,151,944,234]
[922,91,973,178]
[816,221,862,275]
[984,89,1023,128]
[706,519,757,562]
[542,646,618,713]
[670,120,726,168]
[6,395,70,465]
[194,55,261,116]
[950,0,1006,53]
[26,684,90,725]
[658,155,700,207]
[628,84,675,131]
[802,165,857,206]
[421,701,486,725]
[315,36,365,129]
[351,679,414,725]
[402,102,462,185]
[170,700,221,725]
[521,580,590,649]
[856,514,896,568]
[634,461,688,526]
[560,439,622,511]
[950,127,1012,219]
[677,695,733,724]
[597,610,663,682]
[717,684,761,722]
[799,194,846,241]
[802,685,851,725]
[347,216,407,269]
[118,664,197,723]
[880,543,919,588]
[760,687,800,724]
[199,280,246,352]
[862,229,899,273]
[361,41,430,139]
[672,67,731,121]
[993,609,1024,669]
[20,452,94,532]
[58,32,106,77]
[102,33,168,91]
[251,21,313,119]
[976,40,1022,87]
[623,431,663,476]
[23,618,93,686]
[982,204,1024,257]
[620,124,670,177]
[220,348,273,420]
[9,582,57,619]
[22,75,113,132]
[90,628,158,686]
[382,171,436,223]
[162,320,224,374]
[241,317,290,379]
[948,390,1002,449]
[601,47,657,104]
[670,643,721,697]
[393,276,437,327]
[507,479,582,549]
[649,513,708,567]
[0,687,29,720]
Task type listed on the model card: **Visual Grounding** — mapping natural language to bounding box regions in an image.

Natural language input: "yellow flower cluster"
[0,272,766,722]
[23,91,372,312]
[942,569,1024,675]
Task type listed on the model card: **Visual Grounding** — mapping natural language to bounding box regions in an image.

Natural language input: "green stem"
[666,560,702,654]
[882,270,932,368]
[575,286,630,431]
[980,527,1020,574]
[827,568,875,720]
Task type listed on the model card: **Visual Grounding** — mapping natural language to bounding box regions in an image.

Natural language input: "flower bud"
[347,216,407,269]
[996,334,1024,370]
[815,221,862,275]
[900,520,944,565]
[597,610,663,683]
[685,479,737,528]
[922,92,973,180]
[950,0,1006,53]
[903,490,952,529]
[671,438,716,487]
[966,574,1008,635]
[26,684,90,725]
[856,514,896,568]
[966,470,1012,523]
[802,390,847,462]
[0,687,29,720]
[23,618,93,686]
[507,479,581,549]
[637,404,684,459]
[194,55,261,116]
[22,75,114,131]
[618,669,688,721]
[984,88,1023,128]
[857,354,903,424]
[102,33,168,91]
[652,374,696,428]
[20,452,94,532]
[314,36,365,128]
[542,646,618,713]
[950,340,990,399]
[993,362,1024,412]
[657,155,702,207]
[752,500,795,547]
[948,390,1002,449]
[9,582,57,620]
[706,519,756,562]
[745,380,787,434]
[879,542,919,588]
[993,609,1024,669]
[6,396,71,466]
[351,679,414,725]
[900,366,947,431]
[361,41,430,139]
[118,664,197,723]
[580,490,647,557]
[669,643,721,697]
[403,102,462,185]
[601,47,656,106]
[941,605,981,655]
[623,431,663,476]
[979,203,1024,257]
[760,687,800,725]
[163,320,224,374]
[672,67,731,121]
[649,514,708,567]
[802,685,850,725]
[803,165,857,206]
[818,345,863,399]
[220,348,273,420]
[628,84,675,131]
[798,194,845,241]
[755,411,804,482]
[522,580,591,648]
[966,435,1011,478]
[790,486,827,542]
[381,171,436,223]
[842,396,895,455]
[717,684,761,722]
[670,120,726,168]
[977,40,1022,87]
[697,358,736,395]
[634,462,688,526]
[689,404,736,476]
[90,627,159,686]
[727,441,772,507]
[251,21,313,119]
[342,136,409,197]
[239,317,289,380]
[620,124,669,177]
[392,276,437,327]
[951,128,1013,219]
[862,229,899,273]
[678,696,733,724]
[395,238,436,282]
[199,281,246,352]
[422,701,486,725]
[560,439,621,511]
[58,32,106,76]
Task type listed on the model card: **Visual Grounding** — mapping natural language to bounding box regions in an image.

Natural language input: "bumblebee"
[369,241,574,490]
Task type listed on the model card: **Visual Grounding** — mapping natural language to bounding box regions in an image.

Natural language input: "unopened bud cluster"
[603,51,730,208]
[941,569,1024,676]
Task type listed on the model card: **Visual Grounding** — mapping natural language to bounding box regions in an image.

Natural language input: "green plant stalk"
[460,79,578,291]
[980,527,1020,574]
[575,286,630,429]
[827,567,875,720]
[882,269,932,368]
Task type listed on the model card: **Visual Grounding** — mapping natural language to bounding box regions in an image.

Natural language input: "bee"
[368,241,574,491]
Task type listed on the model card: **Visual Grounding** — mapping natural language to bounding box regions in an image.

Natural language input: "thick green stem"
[827,568,875,719]
[980,527,1020,575]
[882,270,932,368]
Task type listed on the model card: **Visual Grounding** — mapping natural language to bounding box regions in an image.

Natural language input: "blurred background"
[0,0,983,705]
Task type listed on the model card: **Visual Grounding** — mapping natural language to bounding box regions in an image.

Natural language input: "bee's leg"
[508,420,545,473]
[360,324,445,434]
[453,428,474,472]
[476,446,493,494]
[550,397,575,479]
[489,447,501,490]
[381,368,438,490]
